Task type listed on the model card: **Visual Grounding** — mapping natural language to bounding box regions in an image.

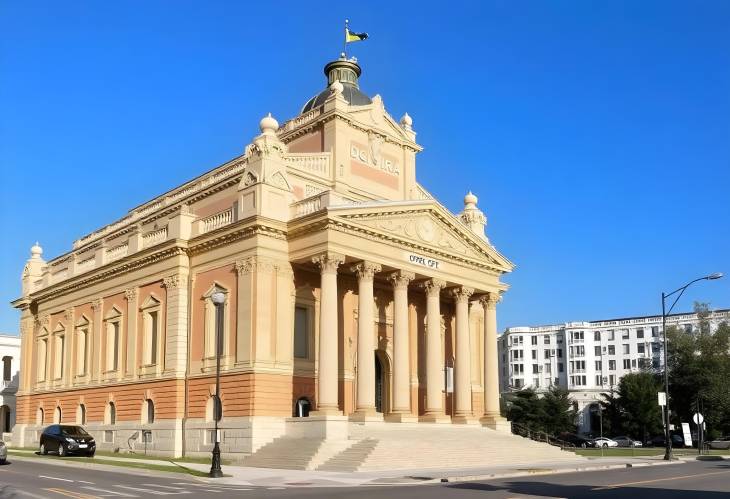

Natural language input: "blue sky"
[1,1,728,334]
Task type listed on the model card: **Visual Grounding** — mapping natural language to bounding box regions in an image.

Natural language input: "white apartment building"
[498,309,729,434]
[0,334,21,438]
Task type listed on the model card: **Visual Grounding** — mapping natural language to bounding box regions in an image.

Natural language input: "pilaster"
[163,273,189,376]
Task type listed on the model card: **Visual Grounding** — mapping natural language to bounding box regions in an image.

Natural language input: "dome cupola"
[301,54,372,113]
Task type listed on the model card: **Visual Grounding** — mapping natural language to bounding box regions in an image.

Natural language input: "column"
[452,286,476,423]
[351,261,381,420]
[91,299,103,382]
[421,279,449,422]
[124,288,138,379]
[63,308,74,386]
[163,273,190,375]
[387,270,416,422]
[480,292,509,430]
[312,252,345,415]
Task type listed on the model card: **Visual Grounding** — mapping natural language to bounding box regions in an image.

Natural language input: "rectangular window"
[637,344,645,354]
[595,360,602,370]
[544,335,550,344]
[651,326,659,337]
[632,359,637,368]
[636,328,644,339]
[294,306,309,359]
[595,375,602,386]
[623,344,630,355]
[558,363,564,373]
[608,345,615,355]
[622,329,630,339]
[544,350,550,359]
[623,359,631,369]
[607,330,615,341]
[37,338,47,382]
[531,336,538,345]
[594,331,601,341]
[533,364,539,374]
[150,311,158,362]
[557,349,563,358]
[531,350,537,360]
[594,346,601,356]
[609,360,616,370]
[544,363,551,373]
[609,374,616,385]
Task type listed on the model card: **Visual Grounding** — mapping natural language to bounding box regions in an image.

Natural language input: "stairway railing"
[511,422,576,451]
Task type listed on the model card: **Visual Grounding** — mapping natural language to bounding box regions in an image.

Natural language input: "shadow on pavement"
[449,481,728,498]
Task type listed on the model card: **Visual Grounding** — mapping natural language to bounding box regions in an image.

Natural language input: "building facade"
[0,334,20,437]
[499,308,729,434]
[12,56,514,457]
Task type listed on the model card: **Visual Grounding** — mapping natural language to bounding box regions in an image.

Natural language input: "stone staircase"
[241,421,583,472]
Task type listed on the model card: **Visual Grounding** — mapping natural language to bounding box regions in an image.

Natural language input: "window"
[53,324,65,380]
[632,359,637,368]
[609,374,616,385]
[594,346,601,356]
[511,350,524,361]
[621,329,630,339]
[637,344,645,354]
[652,343,661,354]
[36,407,44,425]
[544,363,551,373]
[571,331,584,342]
[575,345,585,357]
[609,360,616,370]
[54,406,62,424]
[106,402,116,425]
[512,363,524,374]
[558,363,564,373]
[533,364,540,374]
[513,379,524,389]
[623,344,630,355]
[595,360,602,370]
[204,286,229,360]
[294,306,310,359]
[544,350,551,359]
[37,336,48,382]
[140,296,162,366]
[531,336,538,345]
[2,356,11,381]
[595,375,602,386]
[607,330,615,341]
[623,359,631,369]
[104,307,122,372]
[571,375,586,386]
[636,328,644,339]
[77,404,86,425]
[143,399,155,424]
[75,318,89,376]
[557,349,563,358]
[531,350,537,360]
[651,326,659,337]
[608,345,615,355]
[544,335,550,344]
[594,331,601,341]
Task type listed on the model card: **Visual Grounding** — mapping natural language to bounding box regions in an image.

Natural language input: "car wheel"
[87,451,95,458]
[58,444,67,457]
[40,442,47,455]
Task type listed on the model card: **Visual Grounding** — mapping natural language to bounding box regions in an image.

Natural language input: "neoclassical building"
[12,56,515,457]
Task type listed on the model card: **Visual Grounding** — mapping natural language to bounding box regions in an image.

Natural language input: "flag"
[346,28,368,43]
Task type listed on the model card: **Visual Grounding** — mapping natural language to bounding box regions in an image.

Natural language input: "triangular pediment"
[345,97,413,144]
[328,201,514,273]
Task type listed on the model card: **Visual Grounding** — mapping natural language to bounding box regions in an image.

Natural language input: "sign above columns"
[405,252,441,270]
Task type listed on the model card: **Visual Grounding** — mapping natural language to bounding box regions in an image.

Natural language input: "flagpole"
[343,19,348,57]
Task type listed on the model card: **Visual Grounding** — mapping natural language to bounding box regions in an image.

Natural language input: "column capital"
[64,307,75,323]
[479,292,502,309]
[388,270,415,290]
[124,287,138,301]
[350,261,381,281]
[235,257,255,275]
[162,274,185,289]
[312,252,345,275]
[450,286,474,303]
[421,278,446,297]
[36,314,50,328]
[90,299,103,311]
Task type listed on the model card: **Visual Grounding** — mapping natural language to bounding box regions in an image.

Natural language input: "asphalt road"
[0,457,728,498]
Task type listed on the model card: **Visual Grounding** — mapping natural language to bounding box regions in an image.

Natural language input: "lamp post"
[660,272,723,461]
[209,291,225,478]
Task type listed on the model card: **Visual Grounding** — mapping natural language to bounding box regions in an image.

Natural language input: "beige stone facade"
[12,56,514,457]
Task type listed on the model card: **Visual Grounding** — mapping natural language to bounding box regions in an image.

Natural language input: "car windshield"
[60,426,89,437]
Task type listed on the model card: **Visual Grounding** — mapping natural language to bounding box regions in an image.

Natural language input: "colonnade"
[311,252,503,425]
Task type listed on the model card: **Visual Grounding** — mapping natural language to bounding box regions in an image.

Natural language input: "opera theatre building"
[12,56,568,468]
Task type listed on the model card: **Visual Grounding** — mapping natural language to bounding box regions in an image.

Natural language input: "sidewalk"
[9,448,691,488]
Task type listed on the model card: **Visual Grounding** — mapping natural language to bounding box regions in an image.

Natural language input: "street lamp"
[660,272,723,461]
[209,290,226,478]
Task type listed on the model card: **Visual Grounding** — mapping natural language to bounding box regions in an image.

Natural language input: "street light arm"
[663,276,715,316]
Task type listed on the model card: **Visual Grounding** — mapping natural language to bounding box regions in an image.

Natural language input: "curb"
[439,459,684,483]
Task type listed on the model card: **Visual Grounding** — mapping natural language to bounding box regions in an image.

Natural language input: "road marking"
[77,481,95,485]
[112,485,177,495]
[40,476,75,483]
[43,488,99,499]
[81,487,138,497]
[591,469,730,490]
[139,484,190,492]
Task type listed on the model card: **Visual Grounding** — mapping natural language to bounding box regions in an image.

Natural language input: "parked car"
[559,433,596,448]
[708,436,730,450]
[593,437,619,448]
[612,436,642,448]
[39,425,96,457]
[0,440,6,464]
[645,434,684,448]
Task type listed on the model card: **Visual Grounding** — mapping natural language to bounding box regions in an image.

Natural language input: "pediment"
[346,97,413,143]
[329,202,514,272]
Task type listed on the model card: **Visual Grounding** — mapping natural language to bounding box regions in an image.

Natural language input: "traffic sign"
[658,392,666,406]
[693,412,704,425]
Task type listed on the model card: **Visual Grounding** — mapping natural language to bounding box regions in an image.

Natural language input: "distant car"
[559,433,596,448]
[646,434,684,448]
[593,437,619,448]
[39,425,96,457]
[708,436,730,450]
[613,436,642,448]
[0,440,6,464]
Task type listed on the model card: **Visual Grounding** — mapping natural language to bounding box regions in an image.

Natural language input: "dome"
[301,56,372,113]
[259,113,279,134]
[464,191,478,206]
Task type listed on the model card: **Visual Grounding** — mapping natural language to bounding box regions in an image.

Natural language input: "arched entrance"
[374,350,391,414]
[0,405,11,433]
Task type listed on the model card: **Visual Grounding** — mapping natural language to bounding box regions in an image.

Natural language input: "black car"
[559,432,596,448]
[39,425,96,457]
[645,434,684,448]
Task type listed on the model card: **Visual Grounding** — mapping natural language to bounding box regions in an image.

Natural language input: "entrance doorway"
[0,405,10,433]
[374,350,391,414]
[375,356,384,413]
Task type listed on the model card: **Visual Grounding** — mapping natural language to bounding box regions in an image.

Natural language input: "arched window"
[104,306,122,372]
[140,296,161,366]
[294,397,311,418]
[77,404,86,425]
[105,402,116,425]
[36,407,44,425]
[205,395,222,423]
[203,285,229,360]
[142,399,154,424]
[54,406,62,424]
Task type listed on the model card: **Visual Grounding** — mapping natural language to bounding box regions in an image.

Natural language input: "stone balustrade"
[105,243,129,262]
[142,226,168,248]
[285,153,331,180]
[201,208,233,234]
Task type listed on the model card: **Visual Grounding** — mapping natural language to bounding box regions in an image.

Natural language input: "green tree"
[599,387,624,436]
[504,386,576,435]
[505,388,546,431]
[667,303,730,439]
[615,372,663,441]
